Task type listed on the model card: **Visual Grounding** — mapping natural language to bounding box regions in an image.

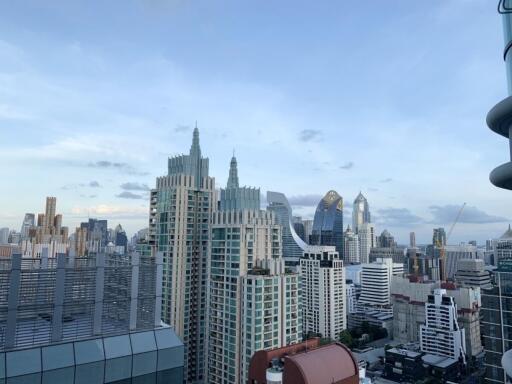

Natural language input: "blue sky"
[0,0,510,244]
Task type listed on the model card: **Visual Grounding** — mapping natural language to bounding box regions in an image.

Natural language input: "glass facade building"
[481,260,512,384]
[310,190,344,256]
[0,252,184,384]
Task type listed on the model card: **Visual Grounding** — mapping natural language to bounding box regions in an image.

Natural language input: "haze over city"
[0,1,510,242]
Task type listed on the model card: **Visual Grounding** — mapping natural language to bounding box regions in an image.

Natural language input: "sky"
[0,0,510,244]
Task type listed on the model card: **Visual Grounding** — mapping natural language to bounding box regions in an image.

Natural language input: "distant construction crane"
[438,202,466,282]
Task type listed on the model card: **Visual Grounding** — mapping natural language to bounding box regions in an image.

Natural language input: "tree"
[339,330,354,348]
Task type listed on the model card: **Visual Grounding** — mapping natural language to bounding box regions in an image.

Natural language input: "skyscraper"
[0,228,9,245]
[352,192,371,233]
[377,229,396,248]
[310,190,344,256]
[410,232,416,248]
[359,258,403,307]
[358,222,375,264]
[20,213,35,240]
[44,196,56,232]
[266,191,308,264]
[150,127,215,383]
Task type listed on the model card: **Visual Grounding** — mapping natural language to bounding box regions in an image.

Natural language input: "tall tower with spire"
[150,126,215,383]
[352,192,371,233]
[219,154,260,211]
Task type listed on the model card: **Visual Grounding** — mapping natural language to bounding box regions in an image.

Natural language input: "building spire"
[190,124,201,158]
[227,153,239,188]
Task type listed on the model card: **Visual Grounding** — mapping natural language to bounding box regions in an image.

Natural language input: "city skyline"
[0,0,511,243]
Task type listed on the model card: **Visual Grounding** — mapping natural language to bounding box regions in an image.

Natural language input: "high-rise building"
[481,260,512,384]
[358,222,375,264]
[420,289,466,364]
[81,219,108,250]
[369,246,406,264]
[150,127,215,383]
[429,244,478,280]
[0,228,9,245]
[20,213,35,240]
[343,226,359,264]
[266,191,308,264]
[310,191,344,256]
[208,210,294,383]
[300,246,346,340]
[433,227,447,247]
[75,227,88,257]
[207,158,301,384]
[352,192,371,233]
[114,224,128,253]
[0,251,184,383]
[240,259,301,384]
[44,196,56,232]
[410,232,416,248]
[359,258,403,307]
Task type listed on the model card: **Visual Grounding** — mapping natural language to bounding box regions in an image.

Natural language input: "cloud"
[70,204,148,219]
[380,178,393,183]
[299,129,322,142]
[428,204,509,224]
[88,161,148,176]
[376,207,425,227]
[62,181,102,190]
[120,182,150,191]
[174,124,190,133]
[288,194,322,207]
[116,191,144,199]
[80,194,97,198]
[339,161,354,170]
[368,187,379,192]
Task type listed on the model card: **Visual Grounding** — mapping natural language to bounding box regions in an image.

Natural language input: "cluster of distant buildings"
[2,127,512,384]
[0,197,130,259]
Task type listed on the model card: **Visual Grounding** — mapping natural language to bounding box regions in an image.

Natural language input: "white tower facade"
[358,223,375,264]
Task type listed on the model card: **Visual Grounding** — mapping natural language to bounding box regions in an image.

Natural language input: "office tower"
[352,192,371,233]
[300,246,346,340]
[0,251,184,383]
[343,226,359,264]
[44,196,56,232]
[420,289,466,363]
[292,216,305,242]
[358,222,375,264]
[481,260,512,384]
[455,259,492,289]
[407,248,441,281]
[377,229,396,248]
[240,259,301,384]
[219,155,260,211]
[433,227,447,246]
[150,127,214,383]
[410,232,416,248]
[359,258,403,307]
[20,213,35,240]
[0,228,9,245]
[75,227,88,257]
[266,191,308,264]
[302,219,313,244]
[310,191,344,255]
